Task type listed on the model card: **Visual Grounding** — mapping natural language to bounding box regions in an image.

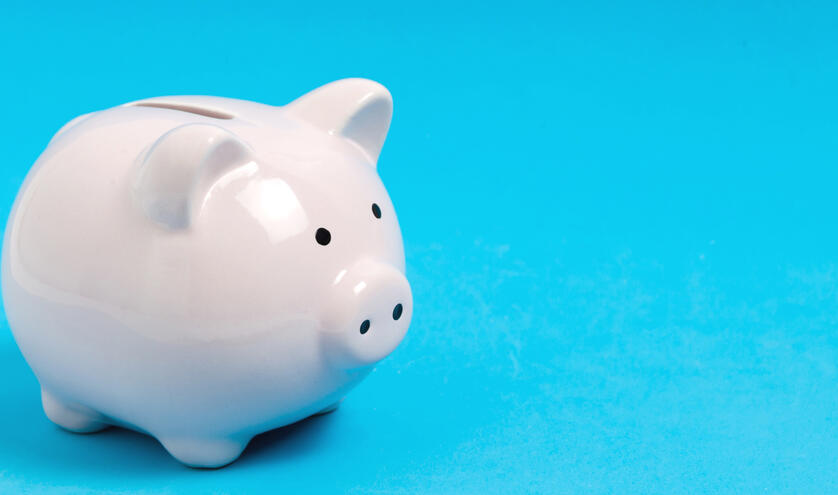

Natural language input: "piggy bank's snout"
[322,260,412,369]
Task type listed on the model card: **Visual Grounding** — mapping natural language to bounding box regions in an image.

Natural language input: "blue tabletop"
[2,0,838,493]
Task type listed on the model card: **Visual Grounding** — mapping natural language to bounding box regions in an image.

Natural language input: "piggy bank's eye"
[371,203,382,219]
[315,228,331,246]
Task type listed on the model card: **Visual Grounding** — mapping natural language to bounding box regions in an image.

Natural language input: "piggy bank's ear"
[134,124,254,229]
[285,78,393,164]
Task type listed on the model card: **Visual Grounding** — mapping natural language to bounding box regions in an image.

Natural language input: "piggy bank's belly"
[1,116,366,443]
[3,279,364,438]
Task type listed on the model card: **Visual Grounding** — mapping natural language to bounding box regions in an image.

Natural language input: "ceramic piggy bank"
[1,78,412,467]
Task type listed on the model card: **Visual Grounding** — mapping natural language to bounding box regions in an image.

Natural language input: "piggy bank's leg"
[41,388,109,433]
[313,398,344,416]
[158,435,250,468]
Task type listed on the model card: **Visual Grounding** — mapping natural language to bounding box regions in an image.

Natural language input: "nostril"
[360,319,371,335]
[392,304,403,321]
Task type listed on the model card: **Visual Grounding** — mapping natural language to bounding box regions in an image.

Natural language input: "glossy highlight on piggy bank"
[1,78,412,467]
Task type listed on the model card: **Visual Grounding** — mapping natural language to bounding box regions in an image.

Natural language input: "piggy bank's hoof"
[41,389,109,433]
[159,436,250,468]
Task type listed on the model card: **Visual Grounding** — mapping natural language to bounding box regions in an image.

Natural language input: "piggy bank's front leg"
[158,435,251,468]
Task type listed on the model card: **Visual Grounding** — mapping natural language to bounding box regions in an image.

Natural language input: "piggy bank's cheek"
[319,260,412,369]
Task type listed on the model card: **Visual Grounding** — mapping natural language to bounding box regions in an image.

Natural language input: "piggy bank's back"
[1,79,413,467]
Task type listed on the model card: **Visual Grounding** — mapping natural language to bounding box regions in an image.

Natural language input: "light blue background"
[1,0,837,493]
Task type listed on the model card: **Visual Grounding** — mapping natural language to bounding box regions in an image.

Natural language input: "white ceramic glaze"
[1,78,412,468]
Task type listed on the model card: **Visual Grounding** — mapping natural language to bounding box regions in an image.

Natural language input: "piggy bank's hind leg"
[41,388,109,433]
[158,435,250,468]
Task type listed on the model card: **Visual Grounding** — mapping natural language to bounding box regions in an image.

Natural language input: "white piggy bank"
[1,78,412,467]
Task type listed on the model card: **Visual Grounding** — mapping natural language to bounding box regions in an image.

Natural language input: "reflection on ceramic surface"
[1,78,412,468]
[234,175,308,244]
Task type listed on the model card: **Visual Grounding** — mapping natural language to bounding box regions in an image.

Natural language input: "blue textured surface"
[2,0,838,493]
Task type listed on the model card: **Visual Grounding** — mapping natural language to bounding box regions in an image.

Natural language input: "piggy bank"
[1,78,412,467]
